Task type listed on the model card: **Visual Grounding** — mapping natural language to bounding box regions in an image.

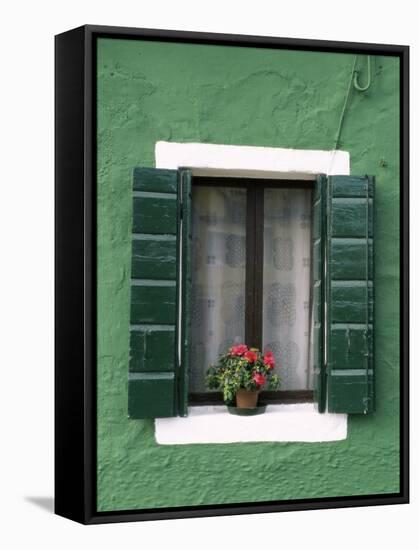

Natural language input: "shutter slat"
[133,167,178,193]
[330,176,375,197]
[132,194,177,234]
[330,198,373,237]
[329,324,372,370]
[327,372,373,414]
[128,167,180,419]
[330,238,373,280]
[131,237,177,279]
[128,375,175,419]
[326,175,374,414]
[130,282,177,324]
[129,328,176,372]
[330,281,373,324]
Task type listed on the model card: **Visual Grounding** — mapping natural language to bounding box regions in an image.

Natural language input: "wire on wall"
[333,56,357,151]
[333,55,372,152]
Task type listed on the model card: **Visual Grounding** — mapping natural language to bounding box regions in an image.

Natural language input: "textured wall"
[96,38,400,511]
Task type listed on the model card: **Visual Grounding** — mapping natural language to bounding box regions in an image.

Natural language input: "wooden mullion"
[253,185,264,349]
[245,184,257,346]
[245,183,264,349]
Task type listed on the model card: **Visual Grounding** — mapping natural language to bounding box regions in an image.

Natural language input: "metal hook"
[353,55,371,92]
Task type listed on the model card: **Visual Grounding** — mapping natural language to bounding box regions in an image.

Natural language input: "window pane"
[263,187,313,390]
[190,186,247,393]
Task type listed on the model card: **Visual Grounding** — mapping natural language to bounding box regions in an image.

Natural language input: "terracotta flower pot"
[235,389,259,409]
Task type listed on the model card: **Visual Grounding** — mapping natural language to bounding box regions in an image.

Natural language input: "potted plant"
[205,344,280,414]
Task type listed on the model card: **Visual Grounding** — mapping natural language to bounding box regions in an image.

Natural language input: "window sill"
[155,403,347,445]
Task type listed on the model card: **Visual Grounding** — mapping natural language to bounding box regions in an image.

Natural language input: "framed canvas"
[55,25,409,524]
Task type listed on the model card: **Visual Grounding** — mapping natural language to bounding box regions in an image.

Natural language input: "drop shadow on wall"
[25,496,54,514]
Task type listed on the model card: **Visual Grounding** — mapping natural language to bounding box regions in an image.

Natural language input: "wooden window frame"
[189,176,314,405]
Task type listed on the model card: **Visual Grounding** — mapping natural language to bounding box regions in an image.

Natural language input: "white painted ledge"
[155,404,347,445]
[155,141,350,179]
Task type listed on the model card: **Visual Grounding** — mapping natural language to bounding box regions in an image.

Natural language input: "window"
[128,168,374,418]
[189,178,313,405]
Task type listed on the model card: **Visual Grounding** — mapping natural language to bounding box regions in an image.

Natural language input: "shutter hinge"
[362,396,372,414]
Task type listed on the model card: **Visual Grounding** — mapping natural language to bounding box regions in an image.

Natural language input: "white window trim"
[155,141,350,179]
[155,404,347,444]
[154,141,349,444]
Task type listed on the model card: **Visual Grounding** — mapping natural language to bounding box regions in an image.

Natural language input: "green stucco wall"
[96,38,400,511]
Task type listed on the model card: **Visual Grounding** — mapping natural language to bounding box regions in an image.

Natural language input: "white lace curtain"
[190,185,312,393]
[262,188,313,390]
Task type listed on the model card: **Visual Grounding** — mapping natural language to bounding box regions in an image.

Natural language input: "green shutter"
[128,167,181,418]
[310,175,327,412]
[326,175,374,414]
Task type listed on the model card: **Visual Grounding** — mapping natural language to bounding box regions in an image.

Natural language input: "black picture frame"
[55,24,409,524]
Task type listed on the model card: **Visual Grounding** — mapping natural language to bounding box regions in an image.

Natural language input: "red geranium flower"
[244,350,258,363]
[253,373,266,386]
[230,344,248,356]
[263,350,275,369]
